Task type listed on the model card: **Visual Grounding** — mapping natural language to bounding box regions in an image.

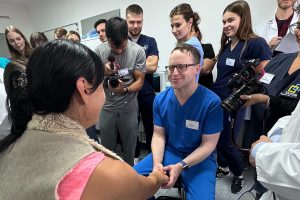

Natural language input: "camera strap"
[239,40,248,63]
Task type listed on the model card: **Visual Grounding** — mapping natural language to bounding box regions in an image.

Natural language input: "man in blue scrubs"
[134,43,223,200]
[126,4,159,156]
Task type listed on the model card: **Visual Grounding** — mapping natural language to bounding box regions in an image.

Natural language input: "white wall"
[25,0,277,70]
[6,0,277,71]
[0,2,33,37]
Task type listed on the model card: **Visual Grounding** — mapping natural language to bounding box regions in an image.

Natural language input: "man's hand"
[108,79,127,94]
[249,135,272,167]
[268,36,282,49]
[153,163,164,172]
[105,62,115,76]
[161,163,183,189]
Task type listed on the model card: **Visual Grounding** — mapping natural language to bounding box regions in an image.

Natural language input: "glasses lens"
[176,64,186,72]
[166,65,174,72]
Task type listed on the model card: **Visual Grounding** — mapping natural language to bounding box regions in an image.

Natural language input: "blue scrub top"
[134,34,159,95]
[153,85,223,156]
[212,37,271,99]
[0,57,10,69]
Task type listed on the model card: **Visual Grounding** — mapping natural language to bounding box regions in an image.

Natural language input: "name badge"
[118,68,129,76]
[259,72,275,84]
[186,120,199,130]
[226,58,235,67]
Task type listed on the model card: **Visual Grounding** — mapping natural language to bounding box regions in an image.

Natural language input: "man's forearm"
[151,136,165,167]
[183,133,220,167]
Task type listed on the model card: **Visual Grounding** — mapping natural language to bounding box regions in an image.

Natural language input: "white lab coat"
[256,101,300,200]
[254,13,298,44]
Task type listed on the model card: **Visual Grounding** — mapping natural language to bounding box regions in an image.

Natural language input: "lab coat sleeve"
[256,141,300,199]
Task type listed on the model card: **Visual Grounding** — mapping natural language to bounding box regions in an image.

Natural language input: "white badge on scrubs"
[259,72,275,84]
[118,68,129,76]
[226,58,235,67]
[186,120,199,130]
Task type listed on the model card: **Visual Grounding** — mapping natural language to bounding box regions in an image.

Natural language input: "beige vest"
[0,113,121,200]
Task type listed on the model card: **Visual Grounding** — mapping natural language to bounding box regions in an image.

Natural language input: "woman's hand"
[149,169,169,186]
[249,135,272,167]
[240,93,269,107]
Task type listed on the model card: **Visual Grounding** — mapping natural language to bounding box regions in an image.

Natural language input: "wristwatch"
[179,160,189,171]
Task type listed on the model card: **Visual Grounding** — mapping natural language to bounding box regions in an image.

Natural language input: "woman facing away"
[0,40,168,200]
[5,25,32,62]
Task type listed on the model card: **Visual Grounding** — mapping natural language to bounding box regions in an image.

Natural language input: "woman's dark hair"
[219,0,257,55]
[5,25,32,61]
[0,40,105,153]
[169,3,201,42]
[30,32,48,48]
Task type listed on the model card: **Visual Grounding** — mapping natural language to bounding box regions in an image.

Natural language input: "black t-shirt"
[198,43,215,89]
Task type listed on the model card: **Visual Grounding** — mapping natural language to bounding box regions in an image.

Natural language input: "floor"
[154,167,256,200]
[136,142,257,200]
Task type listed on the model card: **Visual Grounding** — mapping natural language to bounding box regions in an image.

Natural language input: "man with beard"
[95,16,146,166]
[255,0,297,56]
[125,4,159,160]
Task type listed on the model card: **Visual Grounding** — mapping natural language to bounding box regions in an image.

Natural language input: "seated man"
[134,43,223,200]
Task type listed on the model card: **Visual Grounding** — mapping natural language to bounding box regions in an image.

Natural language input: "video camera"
[103,54,124,88]
[221,59,263,113]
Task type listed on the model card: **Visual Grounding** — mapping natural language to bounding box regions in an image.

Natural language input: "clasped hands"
[153,163,183,189]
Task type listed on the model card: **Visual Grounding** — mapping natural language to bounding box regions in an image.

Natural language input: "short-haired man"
[94,19,107,43]
[134,43,223,199]
[126,4,159,157]
[255,0,297,55]
[95,16,146,166]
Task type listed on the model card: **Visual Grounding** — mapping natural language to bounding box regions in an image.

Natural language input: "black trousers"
[135,93,155,157]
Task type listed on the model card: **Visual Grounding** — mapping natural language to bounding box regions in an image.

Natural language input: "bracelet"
[265,96,270,109]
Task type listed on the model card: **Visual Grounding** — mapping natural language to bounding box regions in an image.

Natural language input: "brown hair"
[126,4,143,16]
[66,30,81,42]
[54,27,67,39]
[172,43,200,65]
[30,32,48,48]
[219,0,257,55]
[170,3,202,42]
[5,25,32,61]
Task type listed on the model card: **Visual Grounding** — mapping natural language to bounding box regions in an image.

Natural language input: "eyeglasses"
[165,63,199,73]
[289,22,300,34]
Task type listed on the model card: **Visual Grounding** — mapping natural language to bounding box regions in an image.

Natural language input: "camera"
[221,59,263,113]
[104,73,124,88]
[103,54,124,88]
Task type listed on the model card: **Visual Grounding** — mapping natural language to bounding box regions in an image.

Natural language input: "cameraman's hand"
[105,62,115,76]
[109,79,127,94]
[240,94,269,107]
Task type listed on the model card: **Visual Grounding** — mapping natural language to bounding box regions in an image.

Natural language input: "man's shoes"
[216,166,230,178]
[231,176,244,194]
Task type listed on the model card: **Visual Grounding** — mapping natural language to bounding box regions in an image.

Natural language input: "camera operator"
[211,1,272,194]
[95,16,146,166]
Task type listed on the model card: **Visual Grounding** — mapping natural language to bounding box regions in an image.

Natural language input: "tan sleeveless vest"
[0,113,121,200]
